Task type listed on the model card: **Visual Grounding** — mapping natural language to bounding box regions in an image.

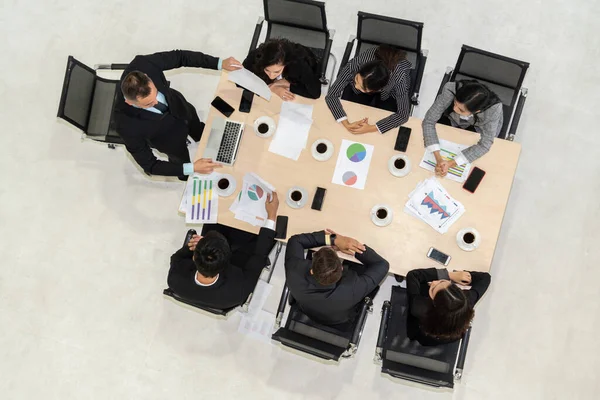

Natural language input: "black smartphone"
[211,96,234,117]
[183,229,197,247]
[311,187,327,211]
[394,126,412,152]
[463,167,486,193]
[239,89,254,113]
[275,215,289,239]
[427,247,451,266]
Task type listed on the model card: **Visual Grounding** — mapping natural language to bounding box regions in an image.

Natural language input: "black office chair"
[249,0,335,85]
[338,12,427,112]
[163,229,284,317]
[374,286,472,388]
[437,45,530,141]
[57,56,128,149]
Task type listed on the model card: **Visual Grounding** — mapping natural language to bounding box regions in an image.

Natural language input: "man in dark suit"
[167,193,280,310]
[284,230,389,326]
[114,50,241,180]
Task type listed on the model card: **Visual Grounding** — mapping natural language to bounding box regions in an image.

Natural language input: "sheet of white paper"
[229,173,276,227]
[185,173,219,224]
[245,280,273,318]
[268,110,313,160]
[227,68,272,100]
[281,102,313,120]
[331,140,375,190]
[237,310,276,344]
[419,139,473,183]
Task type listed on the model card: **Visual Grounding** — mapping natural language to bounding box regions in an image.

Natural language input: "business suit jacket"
[114,50,220,176]
[243,43,321,99]
[167,227,276,310]
[406,268,491,346]
[284,231,390,325]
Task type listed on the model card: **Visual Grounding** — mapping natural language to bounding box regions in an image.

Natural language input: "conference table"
[190,72,521,276]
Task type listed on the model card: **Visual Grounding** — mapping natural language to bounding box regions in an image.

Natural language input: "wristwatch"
[330,234,337,246]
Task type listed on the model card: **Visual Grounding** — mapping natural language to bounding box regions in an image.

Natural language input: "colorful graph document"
[419,139,473,183]
[229,173,275,227]
[331,140,375,190]
[185,174,218,224]
[404,177,465,234]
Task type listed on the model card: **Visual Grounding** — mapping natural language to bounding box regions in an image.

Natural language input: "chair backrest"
[263,0,328,52]
[163,288,233,316]
[354,12,424,96]
[57,56,122,143]
[450,45,529,137]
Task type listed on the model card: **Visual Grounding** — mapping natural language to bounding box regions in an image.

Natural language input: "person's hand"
[271,85,295,101]
[193,158,223,174]
[341,118,366,133]
[222,57,243,71]
[270,79,290,89]
[331,234,366,256]
[348,122,378,135]
[265,191,280,220]
[449,270,472,285]
[436,160,450,177]
[187,234,202,251]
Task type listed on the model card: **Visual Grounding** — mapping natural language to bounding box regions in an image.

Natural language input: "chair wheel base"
[108,144,116,149]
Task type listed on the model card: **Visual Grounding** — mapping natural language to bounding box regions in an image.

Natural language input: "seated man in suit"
[167,193,279,310]
[114,50,241,180]
[285,229,389,327]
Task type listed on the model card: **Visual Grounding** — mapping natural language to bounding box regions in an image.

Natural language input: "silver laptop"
[202,117,245,166]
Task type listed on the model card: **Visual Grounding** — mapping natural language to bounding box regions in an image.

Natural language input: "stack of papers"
[268,102,313,161]
[229,173,276,227]
[404,177,465,234]
[183,173,219,224]
[419,139,473,183]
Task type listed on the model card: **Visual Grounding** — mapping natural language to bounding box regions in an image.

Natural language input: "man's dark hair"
[421,284,474,341]
[193,231,232,278]
[121,71,152,101]
[311,248,343,285]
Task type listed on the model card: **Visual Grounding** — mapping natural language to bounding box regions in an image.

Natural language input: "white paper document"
[419,139,473,183]
[184,173,219,224]
[404,177,465,234]
[331,140,375,190]
[245,280,273,318]
[238,309,276,344]
[227,68,272,100]
[268,103,314,160]
[229,173,276,227]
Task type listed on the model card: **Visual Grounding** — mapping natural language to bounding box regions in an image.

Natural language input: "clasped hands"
[341,118,378,135]
[325,228,365,256]
[433,154,457,178]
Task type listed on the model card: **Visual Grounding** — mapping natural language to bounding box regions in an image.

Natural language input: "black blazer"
[284,231,390,325]
[167,227,276,310]
[406,268,491,346]
[243,44,321,99]
[114,50,220,176]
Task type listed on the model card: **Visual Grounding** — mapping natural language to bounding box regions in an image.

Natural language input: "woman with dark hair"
[242,39,321,100]
[406,267,491,346]
[422,80,503,177]
[325,45,412,134]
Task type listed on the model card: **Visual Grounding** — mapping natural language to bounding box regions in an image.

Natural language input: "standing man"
[114,50,241,180]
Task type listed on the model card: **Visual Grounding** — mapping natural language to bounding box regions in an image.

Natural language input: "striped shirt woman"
[325,46,411,134]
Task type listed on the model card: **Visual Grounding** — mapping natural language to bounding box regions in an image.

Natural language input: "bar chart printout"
[185,174,218,224]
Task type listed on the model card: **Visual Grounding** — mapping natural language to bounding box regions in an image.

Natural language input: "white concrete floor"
[1,0,598,399]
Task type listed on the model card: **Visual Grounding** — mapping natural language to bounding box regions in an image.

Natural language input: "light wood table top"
[193,73,521,276]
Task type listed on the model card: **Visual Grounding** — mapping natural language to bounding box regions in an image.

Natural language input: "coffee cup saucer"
[214,173,236,197]
[370,204,393,227]
[286,186,308,209]
[253,116,276,138]
[311,139,334,161]
[388,155,411,177]
[456,228,481,251]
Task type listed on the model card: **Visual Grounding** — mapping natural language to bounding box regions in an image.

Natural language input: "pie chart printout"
[247,184,264,201]
[346,143,367,163]
[342,171,358,186]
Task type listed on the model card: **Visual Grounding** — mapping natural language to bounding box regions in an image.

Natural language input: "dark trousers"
[201,224,261,268]
[341,85,397,112]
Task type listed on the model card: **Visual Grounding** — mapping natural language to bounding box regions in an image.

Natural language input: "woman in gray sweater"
[422,80,503,176]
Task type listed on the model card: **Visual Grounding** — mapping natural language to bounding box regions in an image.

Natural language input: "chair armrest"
[94,63,128,70]
[350,297,372,346]
[436,66,453,96]
[249,16,265,53]
[275,284,290,328]
[454,326,473,381]
[411,49,428,106]
[338,34,356,79]
[506,87,528,141]
[319,29,335,85]
[265,242,283,283]
[374,300,391,362]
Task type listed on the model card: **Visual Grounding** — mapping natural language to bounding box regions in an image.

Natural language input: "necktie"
[153,101,168,113]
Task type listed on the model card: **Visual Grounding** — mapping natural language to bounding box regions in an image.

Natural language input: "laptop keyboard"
[216,121,243,164]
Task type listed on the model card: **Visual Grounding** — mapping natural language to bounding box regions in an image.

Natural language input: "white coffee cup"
[388,155,411,177]
[371,204,393,227]
[456,228,481,251]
